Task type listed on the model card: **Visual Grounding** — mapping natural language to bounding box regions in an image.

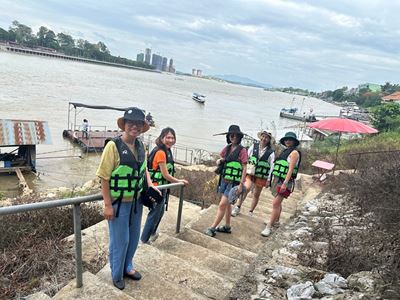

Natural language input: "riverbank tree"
[318,82,400,108]
[0,20,154,70]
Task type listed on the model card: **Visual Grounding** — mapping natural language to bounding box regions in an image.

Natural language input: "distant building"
[382,91,400,103]
[162,57,168,71]
[168,58,175,73]
[151,53,163,70]
[358,83,381,93]
[196,69,202,77]
[136,53,144,63]
[145,48,151,64]
[192,69,197,76]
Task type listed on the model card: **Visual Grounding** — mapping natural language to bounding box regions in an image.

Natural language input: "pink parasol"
[308,118,378,134]
[308,118,378,171]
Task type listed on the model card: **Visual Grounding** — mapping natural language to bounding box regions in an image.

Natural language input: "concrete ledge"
[52,272,134,300]
[135,244,234,299]
[153,233,249,281]
[178,228,257,263]
[97,264,208,300]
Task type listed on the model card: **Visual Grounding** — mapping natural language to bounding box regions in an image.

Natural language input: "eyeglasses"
[125,120,144,128]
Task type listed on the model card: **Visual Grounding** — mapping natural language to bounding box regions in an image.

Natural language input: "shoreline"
[0,42,161,74]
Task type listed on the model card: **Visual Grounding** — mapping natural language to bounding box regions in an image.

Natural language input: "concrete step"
[152,233,249,281]
[177,228,257,263]
[63,196,202,266]
[190,205,267,253]
[52,271,134,300]
[97,264,208,300]
[154,195,203,234]
[133,243,234,299]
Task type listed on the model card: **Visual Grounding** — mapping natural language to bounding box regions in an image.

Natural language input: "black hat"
[279,131,300,147]
[117,107,150,133]
[226,125,244,136]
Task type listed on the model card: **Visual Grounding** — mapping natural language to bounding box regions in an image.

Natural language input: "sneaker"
[261,226,272,237]
[231,206,241,217]
[205,227,216,237]
[248,211,254,217]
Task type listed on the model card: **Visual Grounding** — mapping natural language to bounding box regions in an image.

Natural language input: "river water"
[0,51,340,196]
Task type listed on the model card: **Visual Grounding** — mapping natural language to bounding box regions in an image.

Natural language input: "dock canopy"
[0,119,51,146]
[69,102,130,111]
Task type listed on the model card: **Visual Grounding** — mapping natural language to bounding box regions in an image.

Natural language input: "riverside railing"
[0,182,185,288]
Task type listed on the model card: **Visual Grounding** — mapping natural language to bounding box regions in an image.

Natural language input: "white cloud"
[1,0,400,90]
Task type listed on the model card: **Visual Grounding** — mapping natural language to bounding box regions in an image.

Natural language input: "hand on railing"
[178,179,189,186]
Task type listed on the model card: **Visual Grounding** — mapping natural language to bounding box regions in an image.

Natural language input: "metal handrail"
[0,182,185,288]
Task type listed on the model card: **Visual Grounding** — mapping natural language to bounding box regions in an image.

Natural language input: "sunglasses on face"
[126,120,144,128]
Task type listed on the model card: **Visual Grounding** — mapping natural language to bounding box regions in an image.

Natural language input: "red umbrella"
[308,118,378,171]
[308,118,378,134]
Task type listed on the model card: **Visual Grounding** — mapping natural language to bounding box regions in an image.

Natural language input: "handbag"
[214,159,225,175]
[141,187,163,208]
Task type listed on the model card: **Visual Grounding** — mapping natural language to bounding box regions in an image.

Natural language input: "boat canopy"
[69,102,129,111]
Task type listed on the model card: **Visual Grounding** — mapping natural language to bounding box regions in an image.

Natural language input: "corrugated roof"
[0,119,52,146]
[382,91,400,101]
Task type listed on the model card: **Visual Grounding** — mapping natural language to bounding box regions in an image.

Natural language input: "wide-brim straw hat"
[117,107,150,133]
[279,131,300,147]
[257,130,272,139]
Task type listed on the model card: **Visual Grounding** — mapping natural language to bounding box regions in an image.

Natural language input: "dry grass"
[298,151,400,294]
[0,196,103,299]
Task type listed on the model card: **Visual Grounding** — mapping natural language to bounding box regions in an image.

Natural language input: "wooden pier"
[62,130,121,153]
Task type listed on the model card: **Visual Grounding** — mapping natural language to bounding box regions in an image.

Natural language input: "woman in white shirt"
[231,130,275,217]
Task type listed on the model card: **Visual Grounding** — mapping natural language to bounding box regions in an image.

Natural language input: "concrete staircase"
[44,175,317,299]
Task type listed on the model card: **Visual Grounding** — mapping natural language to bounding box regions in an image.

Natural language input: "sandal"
[216,225,232,234]
[205,227,216,237]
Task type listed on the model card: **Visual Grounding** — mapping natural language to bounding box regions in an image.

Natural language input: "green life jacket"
[272,147,302,180]
[248,142,274,179]
[222,144,244,184]
[109,137,146,217]
[148,146,175,185]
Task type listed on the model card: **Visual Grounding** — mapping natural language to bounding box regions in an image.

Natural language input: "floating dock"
[279,112,317,122]
[62,130,121,153]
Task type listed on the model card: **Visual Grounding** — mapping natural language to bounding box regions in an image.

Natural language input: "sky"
[1,0,400,91]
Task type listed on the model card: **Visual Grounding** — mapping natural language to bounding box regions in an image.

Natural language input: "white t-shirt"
[247,144,275,180]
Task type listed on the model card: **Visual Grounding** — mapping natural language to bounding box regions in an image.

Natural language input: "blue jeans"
[218,180,235,197]
[108,200,143,282]
[141,191,167,243]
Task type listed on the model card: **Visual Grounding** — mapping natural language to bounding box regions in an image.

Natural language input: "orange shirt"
[152,149,167,185]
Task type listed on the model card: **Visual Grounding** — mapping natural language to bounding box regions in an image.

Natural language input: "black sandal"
[216,225,232,234]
